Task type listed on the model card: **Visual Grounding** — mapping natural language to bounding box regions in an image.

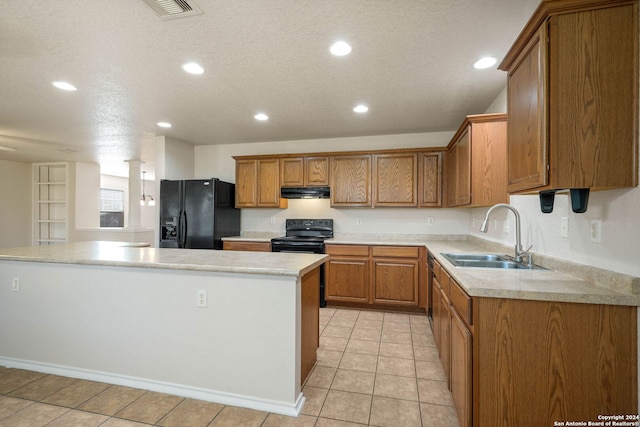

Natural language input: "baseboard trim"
[0,356,305,417]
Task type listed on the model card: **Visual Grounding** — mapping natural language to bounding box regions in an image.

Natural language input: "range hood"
[281,186,330,199]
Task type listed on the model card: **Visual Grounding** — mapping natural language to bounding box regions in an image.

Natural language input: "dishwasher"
[427,251,434,326]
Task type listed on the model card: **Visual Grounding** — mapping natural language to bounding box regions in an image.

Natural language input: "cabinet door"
[550,5,638,189]
[507,25,548,192]
[431,279,442,351]
[470,120,508,207]
[326,257,370,303]
[305,157,329,186]
[280,158,305,187]
[372,258,419,306]
[373,153,418,207]
[257,159,282,207]
[447,148,458,207]
[235,160,258,207]
[330,155,372,207]
[450,309,472,427]
[440,291,451,386]
[419,152,442,207]
[455,129,471,206]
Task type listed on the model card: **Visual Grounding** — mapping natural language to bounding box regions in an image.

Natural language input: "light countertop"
[0,241,327,278]
[224,233,640,306]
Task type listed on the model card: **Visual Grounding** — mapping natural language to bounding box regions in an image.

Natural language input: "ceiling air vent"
[142,0,203,20]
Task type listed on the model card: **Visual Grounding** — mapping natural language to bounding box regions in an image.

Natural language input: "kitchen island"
[0,241,327,416]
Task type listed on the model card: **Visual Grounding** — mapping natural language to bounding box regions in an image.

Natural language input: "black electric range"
[271,219,333,307]
[270,219,333,254]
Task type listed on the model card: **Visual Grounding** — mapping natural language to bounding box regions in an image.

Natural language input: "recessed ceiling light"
[353,104,369,113]
[254,113,269,121]
[182,62,205,75]
[330,41,352,56]
[52,81,77,91]
[473,57,497,69]
[157,122,172,128]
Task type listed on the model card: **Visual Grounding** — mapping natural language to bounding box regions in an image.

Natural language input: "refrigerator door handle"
[179,209,187,248]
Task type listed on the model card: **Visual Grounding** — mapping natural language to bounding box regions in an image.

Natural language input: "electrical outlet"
[503,220,510,233]
[590,219,602,243]
[12,277,20,292]
[356,217,363,226]
[269,216,276,225]
[197,290,207,308]
[560,217,569,238]
[427,217,434,226]
[471,218,476,228]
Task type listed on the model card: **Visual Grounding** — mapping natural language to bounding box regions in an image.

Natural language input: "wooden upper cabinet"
[419,152,443,207]
[505,26,548,192]
[330,155,372,207]
[500,0,639,193]
[234,158,287,208]
[257,159,283,207]
[305,157,330,186]
[280,156,329,187]
[280,158,305,187]
[373,153,418,207]
[447,114,508,207]
[235,159,258,207]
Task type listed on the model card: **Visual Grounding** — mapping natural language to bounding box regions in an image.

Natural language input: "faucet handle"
[518,246,534,265]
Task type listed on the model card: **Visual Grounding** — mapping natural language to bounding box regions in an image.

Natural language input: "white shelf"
[33,163,69,246]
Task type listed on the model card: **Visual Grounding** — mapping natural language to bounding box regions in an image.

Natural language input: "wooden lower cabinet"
[450,308,472,427]
[473,298,637,426]
[326,256,370,303]
[325,244,423,309]
[222,241,271,252]
[372,258,419,305]
[432,260,637,427]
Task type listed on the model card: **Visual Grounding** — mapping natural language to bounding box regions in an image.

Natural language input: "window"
[100,189,125,227]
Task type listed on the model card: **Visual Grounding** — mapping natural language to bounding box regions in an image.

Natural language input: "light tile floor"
[0,308,459,426]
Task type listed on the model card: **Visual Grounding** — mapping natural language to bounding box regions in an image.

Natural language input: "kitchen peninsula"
[0,241,327,416]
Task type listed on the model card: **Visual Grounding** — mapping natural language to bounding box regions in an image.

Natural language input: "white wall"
[0,160,31,248]
[156,136,195,181]
[194,132,467,235]
[74,162,100,229]
[471,88,640,278]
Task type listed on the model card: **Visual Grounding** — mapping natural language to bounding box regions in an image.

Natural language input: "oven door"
[271,241,326,307]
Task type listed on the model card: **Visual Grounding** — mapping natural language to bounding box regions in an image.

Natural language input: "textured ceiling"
[0,0,539,176]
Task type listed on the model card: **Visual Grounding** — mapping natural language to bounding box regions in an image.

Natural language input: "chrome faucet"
[480,203,532,265]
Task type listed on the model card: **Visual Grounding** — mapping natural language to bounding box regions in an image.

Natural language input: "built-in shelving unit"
[33,162,69,245]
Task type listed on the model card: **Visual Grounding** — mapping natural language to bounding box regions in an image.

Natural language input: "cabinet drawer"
[449,278,472,326]
[433,260,442,282]
[223,241,271,252]
[372,246,419,258]
[326,244,370,257]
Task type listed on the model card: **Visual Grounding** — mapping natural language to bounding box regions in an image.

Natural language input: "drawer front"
[223,241,271,252]
[372,246,419,258]
[449,278,472,326]
[326,244,370,257]
[434,260,442,282]
[441,268,451,296]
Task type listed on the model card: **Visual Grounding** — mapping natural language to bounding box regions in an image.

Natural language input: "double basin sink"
[441,253,546,270]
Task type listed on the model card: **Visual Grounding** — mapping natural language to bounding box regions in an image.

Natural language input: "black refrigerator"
[159,179,240,249]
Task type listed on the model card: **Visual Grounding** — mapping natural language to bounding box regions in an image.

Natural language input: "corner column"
[125,160,142,229]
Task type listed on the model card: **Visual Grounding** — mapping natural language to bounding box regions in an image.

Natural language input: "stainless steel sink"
[441,253,507,262]
[441,253,546,270]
